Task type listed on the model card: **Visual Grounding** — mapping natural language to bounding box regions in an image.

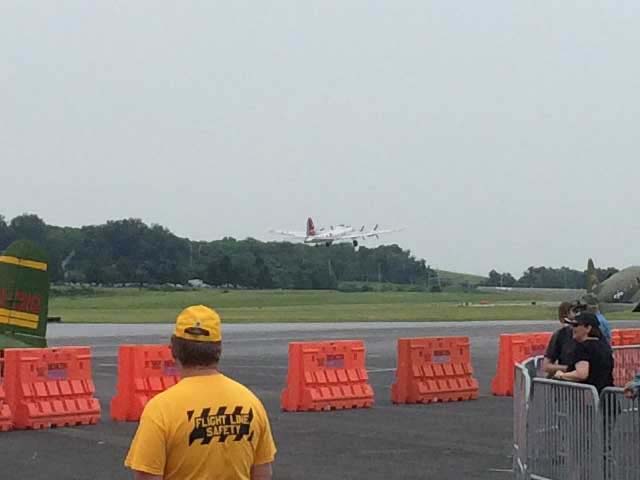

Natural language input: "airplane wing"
[268,229,307,239]
[339,226,404,240]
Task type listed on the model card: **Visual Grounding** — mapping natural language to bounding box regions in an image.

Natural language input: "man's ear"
[170,335,179,362]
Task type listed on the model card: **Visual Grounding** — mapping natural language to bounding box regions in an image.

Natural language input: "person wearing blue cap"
[575,294,612,344]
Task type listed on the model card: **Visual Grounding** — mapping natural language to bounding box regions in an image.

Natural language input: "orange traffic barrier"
[0,355,12,431]
[613,346,640,387]
[3,347,101,429]
[611,328,640,346]
[280,340,374,412]
[391,336,479,404]
[491,332,552,396]
[110,345,179,421]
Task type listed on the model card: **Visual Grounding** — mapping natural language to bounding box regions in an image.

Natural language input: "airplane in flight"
[0,239,50,349]
[270,217,402,248]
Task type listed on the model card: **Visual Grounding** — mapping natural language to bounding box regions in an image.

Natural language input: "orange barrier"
[0,356,12,431]
[611,328,640,346]
[3,347,101,429]
[391,336,479,404]
[613,346,640,387]
[491,332,552,396]
[280,340,374,412]
[110,345,179,421]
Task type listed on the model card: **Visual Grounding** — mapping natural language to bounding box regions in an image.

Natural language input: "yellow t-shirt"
[125,374,277,480]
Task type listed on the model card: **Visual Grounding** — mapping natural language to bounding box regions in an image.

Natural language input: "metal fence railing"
[513,346,640,480]
[527,379,601,480]
[513,363,530,480]
[601,387,640,480]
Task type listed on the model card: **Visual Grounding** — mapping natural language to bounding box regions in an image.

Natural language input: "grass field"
[48,288,640,324]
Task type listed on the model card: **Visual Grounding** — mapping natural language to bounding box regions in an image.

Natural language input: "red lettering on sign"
[6,290,42,315]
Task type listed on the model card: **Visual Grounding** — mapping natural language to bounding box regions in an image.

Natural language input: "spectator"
[624,373,640,399]
[554,312,614,393]
[577,294,612,344]
[543,302,577,376]
[125,305,277,480]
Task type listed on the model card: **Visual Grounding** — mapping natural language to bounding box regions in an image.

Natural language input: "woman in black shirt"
[553,312,614,393]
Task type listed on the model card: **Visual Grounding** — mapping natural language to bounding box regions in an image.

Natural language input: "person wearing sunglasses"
[553,312,614,393]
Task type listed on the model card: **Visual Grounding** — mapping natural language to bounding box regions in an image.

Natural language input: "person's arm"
[124,403,167,478]
[555,361,589,382]
[251,463,273,480]
[543,331,564,375]
[134,472,163,480]
[623,373,640,399]
[543,358,567,375]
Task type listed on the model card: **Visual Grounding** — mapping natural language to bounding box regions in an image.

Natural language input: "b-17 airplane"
[0,240,50,349]
[270,217,401,248]
[584,259,640,313]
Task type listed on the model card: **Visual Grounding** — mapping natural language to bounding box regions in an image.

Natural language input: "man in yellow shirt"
[125,305,277,480]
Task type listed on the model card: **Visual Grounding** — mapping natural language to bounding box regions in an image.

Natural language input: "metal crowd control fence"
[601,387,640,480]
[513,356,543,479]
[527,379,601,480]
[513,347,640,480]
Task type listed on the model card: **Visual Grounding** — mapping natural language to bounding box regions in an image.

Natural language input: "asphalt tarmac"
[2,319,639,480]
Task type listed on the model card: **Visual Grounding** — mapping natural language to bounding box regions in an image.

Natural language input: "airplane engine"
[352,240,358,247]
[325,241,332,247]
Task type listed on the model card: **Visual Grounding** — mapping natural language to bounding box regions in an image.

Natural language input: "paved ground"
[1,319,639,480]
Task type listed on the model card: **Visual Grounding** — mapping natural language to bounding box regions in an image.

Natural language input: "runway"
[2,319,639,479]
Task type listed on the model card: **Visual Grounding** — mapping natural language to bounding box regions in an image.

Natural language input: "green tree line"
[1,213,620,290]
[0,214,432,289]
[484,264,619,290]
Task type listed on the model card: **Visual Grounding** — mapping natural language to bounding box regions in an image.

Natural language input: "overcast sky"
[2,1,638,276]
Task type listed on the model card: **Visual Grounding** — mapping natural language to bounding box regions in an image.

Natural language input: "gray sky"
[2,1,638,276]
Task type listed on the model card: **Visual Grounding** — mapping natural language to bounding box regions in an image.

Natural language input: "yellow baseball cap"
[174,305,222,342]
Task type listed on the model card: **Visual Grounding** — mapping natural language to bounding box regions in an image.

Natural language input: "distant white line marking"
[98,363,117,367]
[367,368,395,373]
[488,468,513,473]
[360,449,414,454]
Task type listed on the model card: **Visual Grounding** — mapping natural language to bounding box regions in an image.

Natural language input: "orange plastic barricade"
[0,355,12,431]
[280,340,374,412]
[3,347,101,429]
[110,345,179,422]
[613,346,640,387]
[391,337,479,404]
[611,328,640,346]
[491,332,552,397]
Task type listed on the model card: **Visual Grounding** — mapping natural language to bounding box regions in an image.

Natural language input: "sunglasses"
[568,322,590,328]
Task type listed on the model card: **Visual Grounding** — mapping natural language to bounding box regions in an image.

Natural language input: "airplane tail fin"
[586,258,599,293]
[0,240,49,348]
[306,217,316,237]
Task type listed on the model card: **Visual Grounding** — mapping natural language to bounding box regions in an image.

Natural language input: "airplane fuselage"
[304,226,355,244]
[595,266,640,303]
